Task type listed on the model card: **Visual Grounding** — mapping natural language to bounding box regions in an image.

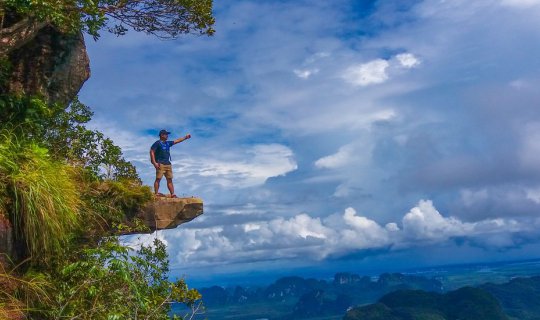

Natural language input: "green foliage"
[3,0,215,39]
[30,237,203,319]
[0,130,81,262]
[82,179,153,233]
[0,58,12,88]
[0,95,54,134]
[0,95,141,182]
[0,263,50,319]
[41,97,140,181]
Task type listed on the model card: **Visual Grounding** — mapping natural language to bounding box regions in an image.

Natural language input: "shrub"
[30,237,203,319]
[0,130,81,261]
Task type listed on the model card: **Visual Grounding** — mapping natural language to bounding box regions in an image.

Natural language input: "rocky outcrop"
[3,25,90,105]
[0,197,204,265]
[133,197,204,232]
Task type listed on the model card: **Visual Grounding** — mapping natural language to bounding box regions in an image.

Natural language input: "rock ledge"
[135,197,203,232]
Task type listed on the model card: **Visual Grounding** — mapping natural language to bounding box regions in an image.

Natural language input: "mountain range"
[345,276,540,320]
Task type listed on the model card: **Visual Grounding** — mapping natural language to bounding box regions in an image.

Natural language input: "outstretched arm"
[173,133,192,145]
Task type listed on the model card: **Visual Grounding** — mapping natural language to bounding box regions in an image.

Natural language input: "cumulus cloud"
[401,200,471,243]
[343,59,390,86]
[396,53,421,68]
[343,52,420,86]
[125,200,539,269]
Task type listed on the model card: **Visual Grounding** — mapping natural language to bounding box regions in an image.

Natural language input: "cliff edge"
[129,197,204,233]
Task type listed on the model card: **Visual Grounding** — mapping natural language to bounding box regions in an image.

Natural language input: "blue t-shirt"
[151,140,174,165]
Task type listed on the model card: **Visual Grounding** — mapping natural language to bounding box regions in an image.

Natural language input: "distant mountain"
[286,273,443,318]
[290,290,351,319]
[264,276,327,301]
[195,272,443,319]
[344,286,509,320]
[480,276,540,320]
[344,276,540,320]
[197,272,442,308]
[180,261,540,320]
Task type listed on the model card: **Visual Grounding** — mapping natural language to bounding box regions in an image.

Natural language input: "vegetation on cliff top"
[0,95,203,319]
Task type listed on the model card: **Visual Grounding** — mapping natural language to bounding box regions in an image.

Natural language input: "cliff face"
[3,25,90,105]
[1,23,90,266]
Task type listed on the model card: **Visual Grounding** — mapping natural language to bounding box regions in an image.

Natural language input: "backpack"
[153,140,172,162]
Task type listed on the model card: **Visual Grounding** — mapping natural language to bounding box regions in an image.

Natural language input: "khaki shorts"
[156,164,173,179]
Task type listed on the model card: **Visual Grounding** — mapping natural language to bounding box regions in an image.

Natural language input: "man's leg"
[166,178,175,196]
[154,178,161,194]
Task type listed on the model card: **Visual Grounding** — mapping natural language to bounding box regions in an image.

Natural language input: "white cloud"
[294,68,319,79]
[131,200,538,269]
[124,232,168,249]
[396,53,421,68]
[315,144,355,169]
[174,144,298,188]
[343,53,421,87]
[401,200,472,242]
[343,59,390,86]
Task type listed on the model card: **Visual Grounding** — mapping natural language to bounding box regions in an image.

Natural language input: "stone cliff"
[127,197,204,234]
[2,22,90,105]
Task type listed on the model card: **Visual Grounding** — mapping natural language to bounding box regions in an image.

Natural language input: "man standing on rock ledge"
[150,129,191,197]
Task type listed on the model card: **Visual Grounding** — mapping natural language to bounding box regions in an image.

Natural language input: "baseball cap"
[159,129,171,136]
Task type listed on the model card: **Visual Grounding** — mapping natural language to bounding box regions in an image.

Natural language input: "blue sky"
[80,0,540,285]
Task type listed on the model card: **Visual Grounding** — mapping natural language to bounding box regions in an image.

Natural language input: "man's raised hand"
[173,134,191,145]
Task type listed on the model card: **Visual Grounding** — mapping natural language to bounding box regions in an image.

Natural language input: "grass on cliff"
[0,130,81,261]
[0,262,50,319]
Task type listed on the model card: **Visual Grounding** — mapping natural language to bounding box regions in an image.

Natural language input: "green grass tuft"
[0,130,81,261]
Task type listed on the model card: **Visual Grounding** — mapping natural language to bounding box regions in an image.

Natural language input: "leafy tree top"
[3,0,214,39]
[0,0,214,56]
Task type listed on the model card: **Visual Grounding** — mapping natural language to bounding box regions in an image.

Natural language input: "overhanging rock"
[135,197,203,232]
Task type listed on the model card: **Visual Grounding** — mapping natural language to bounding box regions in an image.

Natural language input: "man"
[150,129,191,197]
